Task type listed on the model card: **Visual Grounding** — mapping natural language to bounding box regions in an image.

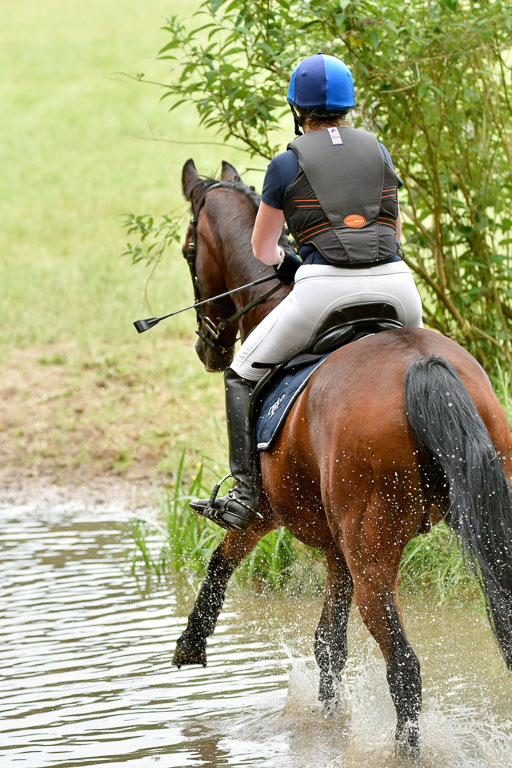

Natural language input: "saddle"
[309,301,402,354]
[251,302,403,450]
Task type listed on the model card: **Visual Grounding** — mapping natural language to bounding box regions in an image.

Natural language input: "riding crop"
[133,273,279,333]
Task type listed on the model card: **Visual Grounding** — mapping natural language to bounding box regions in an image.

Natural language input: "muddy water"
[1,497,511,768]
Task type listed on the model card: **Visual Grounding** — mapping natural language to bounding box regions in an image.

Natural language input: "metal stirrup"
[207,472,233,508]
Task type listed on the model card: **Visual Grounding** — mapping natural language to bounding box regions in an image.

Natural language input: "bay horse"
[173,158,512,753]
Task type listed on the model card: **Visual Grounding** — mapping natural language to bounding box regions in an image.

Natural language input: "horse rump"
[404,355,512,669]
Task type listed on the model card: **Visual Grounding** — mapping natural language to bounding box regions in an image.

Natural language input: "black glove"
[273,250,302,285]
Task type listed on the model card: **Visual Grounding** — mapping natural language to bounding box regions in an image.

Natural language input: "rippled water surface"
[1,495,511,768]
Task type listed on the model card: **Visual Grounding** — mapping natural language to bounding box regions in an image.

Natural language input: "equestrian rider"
[190,53,423,532]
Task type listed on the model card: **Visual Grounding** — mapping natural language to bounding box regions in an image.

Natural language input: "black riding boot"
[190,367,261,532]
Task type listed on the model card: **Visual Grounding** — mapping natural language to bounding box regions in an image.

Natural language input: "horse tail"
[404,355,512,669]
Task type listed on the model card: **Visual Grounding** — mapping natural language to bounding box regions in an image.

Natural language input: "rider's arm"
[251,202,285,266]
[397,205,402,241]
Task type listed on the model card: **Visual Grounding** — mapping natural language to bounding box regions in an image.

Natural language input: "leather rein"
[185,181,282,355]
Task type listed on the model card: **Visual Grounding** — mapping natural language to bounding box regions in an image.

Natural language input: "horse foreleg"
[173,520,272,668]
[314,546,354,715]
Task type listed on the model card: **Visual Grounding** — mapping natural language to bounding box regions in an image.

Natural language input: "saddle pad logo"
[267,393,286,419]
[344,214,366,228]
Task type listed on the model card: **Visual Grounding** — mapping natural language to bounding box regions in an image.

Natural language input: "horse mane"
[187,174,291,256]
[184,169,291,295]
[185,175,261,215]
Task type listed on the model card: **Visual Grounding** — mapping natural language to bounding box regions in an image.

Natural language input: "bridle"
[185,181,282,355]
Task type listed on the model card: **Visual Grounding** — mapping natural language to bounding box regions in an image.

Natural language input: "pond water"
[1,495,511,768]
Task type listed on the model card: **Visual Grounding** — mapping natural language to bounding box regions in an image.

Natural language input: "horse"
[172,158,512,754]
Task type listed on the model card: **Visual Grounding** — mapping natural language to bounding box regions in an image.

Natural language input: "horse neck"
[205,189,288,339]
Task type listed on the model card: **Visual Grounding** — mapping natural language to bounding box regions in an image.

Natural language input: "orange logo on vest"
[344,214,366,228]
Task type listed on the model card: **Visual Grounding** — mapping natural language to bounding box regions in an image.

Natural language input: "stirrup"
[206,471,233,509]
[189,473,262,532]
[189,499,240,532]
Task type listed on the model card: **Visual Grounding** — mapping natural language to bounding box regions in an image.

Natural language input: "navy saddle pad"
[254,353,329,451]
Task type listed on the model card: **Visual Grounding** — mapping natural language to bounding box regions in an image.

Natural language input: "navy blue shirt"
[262,142,403,265]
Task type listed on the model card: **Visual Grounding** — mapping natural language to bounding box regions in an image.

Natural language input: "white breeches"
[231,261,423,381]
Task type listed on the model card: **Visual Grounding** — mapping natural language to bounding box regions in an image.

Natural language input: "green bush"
[153,0,512,371]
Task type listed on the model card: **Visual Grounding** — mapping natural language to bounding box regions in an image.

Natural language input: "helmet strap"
[290,106,303,137]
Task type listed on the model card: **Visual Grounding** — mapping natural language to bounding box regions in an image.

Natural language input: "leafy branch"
[120,212,184,267]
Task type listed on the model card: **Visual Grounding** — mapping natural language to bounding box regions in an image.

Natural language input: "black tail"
[404,356,512,669]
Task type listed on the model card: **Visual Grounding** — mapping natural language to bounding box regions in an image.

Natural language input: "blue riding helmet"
[287,53,355,112]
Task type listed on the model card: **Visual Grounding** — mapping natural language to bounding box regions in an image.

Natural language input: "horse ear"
[182,158,199,200]
[221,160,243,184]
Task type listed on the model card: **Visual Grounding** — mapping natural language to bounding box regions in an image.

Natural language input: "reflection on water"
[0,496,511,767]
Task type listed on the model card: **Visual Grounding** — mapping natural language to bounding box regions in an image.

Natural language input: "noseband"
[185,181,281,355]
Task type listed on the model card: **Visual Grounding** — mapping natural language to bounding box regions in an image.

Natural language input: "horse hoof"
[395,722,420,761]
[321,697,341,719]
[173,633,207,668]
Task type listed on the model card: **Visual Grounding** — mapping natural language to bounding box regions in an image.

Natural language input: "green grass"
[0,0,268,363]
[1,0,268,485]
[1,0,267,352]
[399,524,480,603]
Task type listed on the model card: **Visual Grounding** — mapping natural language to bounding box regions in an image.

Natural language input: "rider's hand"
[273,248,302,285]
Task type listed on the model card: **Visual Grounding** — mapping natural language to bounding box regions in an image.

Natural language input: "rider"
[190,53,423,532]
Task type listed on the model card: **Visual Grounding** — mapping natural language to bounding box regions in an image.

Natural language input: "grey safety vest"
[284,126,400,265]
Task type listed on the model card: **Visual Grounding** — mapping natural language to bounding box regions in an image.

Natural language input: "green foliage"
[121,212,184,267]
[131,453,222,578]
[239,527,296,590]
[130,452,325,591]
[495,362,512,421]
[155,0,512,371]
[399,523,481,603]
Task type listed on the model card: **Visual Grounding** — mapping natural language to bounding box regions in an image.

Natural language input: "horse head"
[181,158,285,372]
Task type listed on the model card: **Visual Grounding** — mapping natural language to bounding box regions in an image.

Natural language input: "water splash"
[281,640,512,768]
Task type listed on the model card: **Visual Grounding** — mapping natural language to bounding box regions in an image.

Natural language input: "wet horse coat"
[173,160,512,753]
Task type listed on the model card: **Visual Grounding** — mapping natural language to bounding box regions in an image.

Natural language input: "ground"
[0,341,227,502]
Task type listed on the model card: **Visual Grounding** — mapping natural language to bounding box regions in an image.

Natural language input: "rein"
[186,181,282,354]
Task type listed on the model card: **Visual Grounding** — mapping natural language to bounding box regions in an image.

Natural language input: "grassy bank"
[1,0,262,486]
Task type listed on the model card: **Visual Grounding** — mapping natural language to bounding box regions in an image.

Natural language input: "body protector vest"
[284,126,400,265]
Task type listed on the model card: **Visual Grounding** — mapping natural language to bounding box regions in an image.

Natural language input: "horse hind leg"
[336,492,423,755]
[314,546,354,715]
[354,567,421,754]
[173,520,272,668]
